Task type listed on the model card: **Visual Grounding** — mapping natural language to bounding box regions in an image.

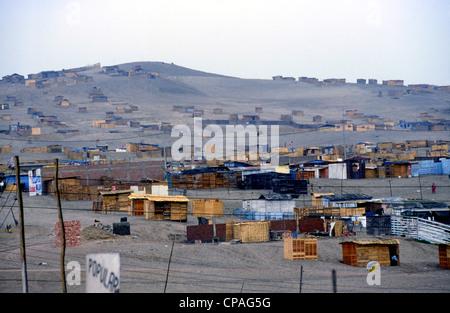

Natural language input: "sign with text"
[28,169,42,196]
[86,253,120,293]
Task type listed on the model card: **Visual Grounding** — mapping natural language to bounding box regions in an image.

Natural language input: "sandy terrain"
[0,175,449,294]
[0,62,449,296]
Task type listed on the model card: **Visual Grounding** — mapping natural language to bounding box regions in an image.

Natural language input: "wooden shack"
[232,221,270,243]
[284,237,318,260]
[128,193,189,221]
[242,194,296,214]
[313,115,322,123]
[385,161,411,178]
[190,199,223,217]
[97,190,133,212]
[47,176,83,201]
[438,244,450,270]
[292,110,304,117]
[340,239,400,267]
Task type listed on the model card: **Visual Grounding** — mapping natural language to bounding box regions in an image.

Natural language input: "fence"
[391,216,450,243]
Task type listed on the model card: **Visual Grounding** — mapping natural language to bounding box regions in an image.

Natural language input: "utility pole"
[164,234,176,293]
[332,269,337,293]
[299,265,303,293]
[55,159,67,293]
[15,156,28,293]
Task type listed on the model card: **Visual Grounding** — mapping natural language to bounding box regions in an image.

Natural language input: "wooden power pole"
[55,159,67,293]
[14,156,28,293]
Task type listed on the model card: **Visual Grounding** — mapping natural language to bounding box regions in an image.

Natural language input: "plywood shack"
[242,194,296,213]
[284,237,318,260]
[129,193,189,221]
[232,221,270,243]
[385,162,411,178]
[47,176,83,201]
[191,199,223,217]
[98,190,133,212]
[340,239,400,267]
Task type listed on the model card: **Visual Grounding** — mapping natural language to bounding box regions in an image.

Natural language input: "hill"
[0,61,449,163]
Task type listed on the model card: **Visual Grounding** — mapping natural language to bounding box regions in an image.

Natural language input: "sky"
[1,0,449,85]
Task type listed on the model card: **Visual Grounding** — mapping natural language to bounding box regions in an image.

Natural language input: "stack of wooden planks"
[190,199,223,217]
[170,171,242,189]
[233,221,270,243]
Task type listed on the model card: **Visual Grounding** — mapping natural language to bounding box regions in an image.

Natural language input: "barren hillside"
[0,61,449,162]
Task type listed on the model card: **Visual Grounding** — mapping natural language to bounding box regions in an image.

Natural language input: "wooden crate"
[284,237,318,260]
[438,244,450,270]
[233,221,269,243]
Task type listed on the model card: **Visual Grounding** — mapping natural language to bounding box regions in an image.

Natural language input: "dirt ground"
[0,176,449,294]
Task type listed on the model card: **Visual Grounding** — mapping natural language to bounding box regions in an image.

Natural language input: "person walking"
[432,183,436,194]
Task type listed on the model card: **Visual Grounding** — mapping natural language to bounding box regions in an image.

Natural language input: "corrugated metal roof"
[100,189,133,196]
[322,194,372,201]
[340,239,400,245]
[258,194,293,200]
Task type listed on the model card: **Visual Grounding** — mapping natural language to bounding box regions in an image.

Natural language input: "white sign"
[28,169,42,196]
[86,253,120,293]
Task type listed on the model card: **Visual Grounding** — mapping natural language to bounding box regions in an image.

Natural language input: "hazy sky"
[1,0,449,85]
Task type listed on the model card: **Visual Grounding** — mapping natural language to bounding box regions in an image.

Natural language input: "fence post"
[332,269,337,293]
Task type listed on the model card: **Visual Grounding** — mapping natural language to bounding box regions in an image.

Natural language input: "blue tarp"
[4,175,30,191]
[442,159,450,175]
